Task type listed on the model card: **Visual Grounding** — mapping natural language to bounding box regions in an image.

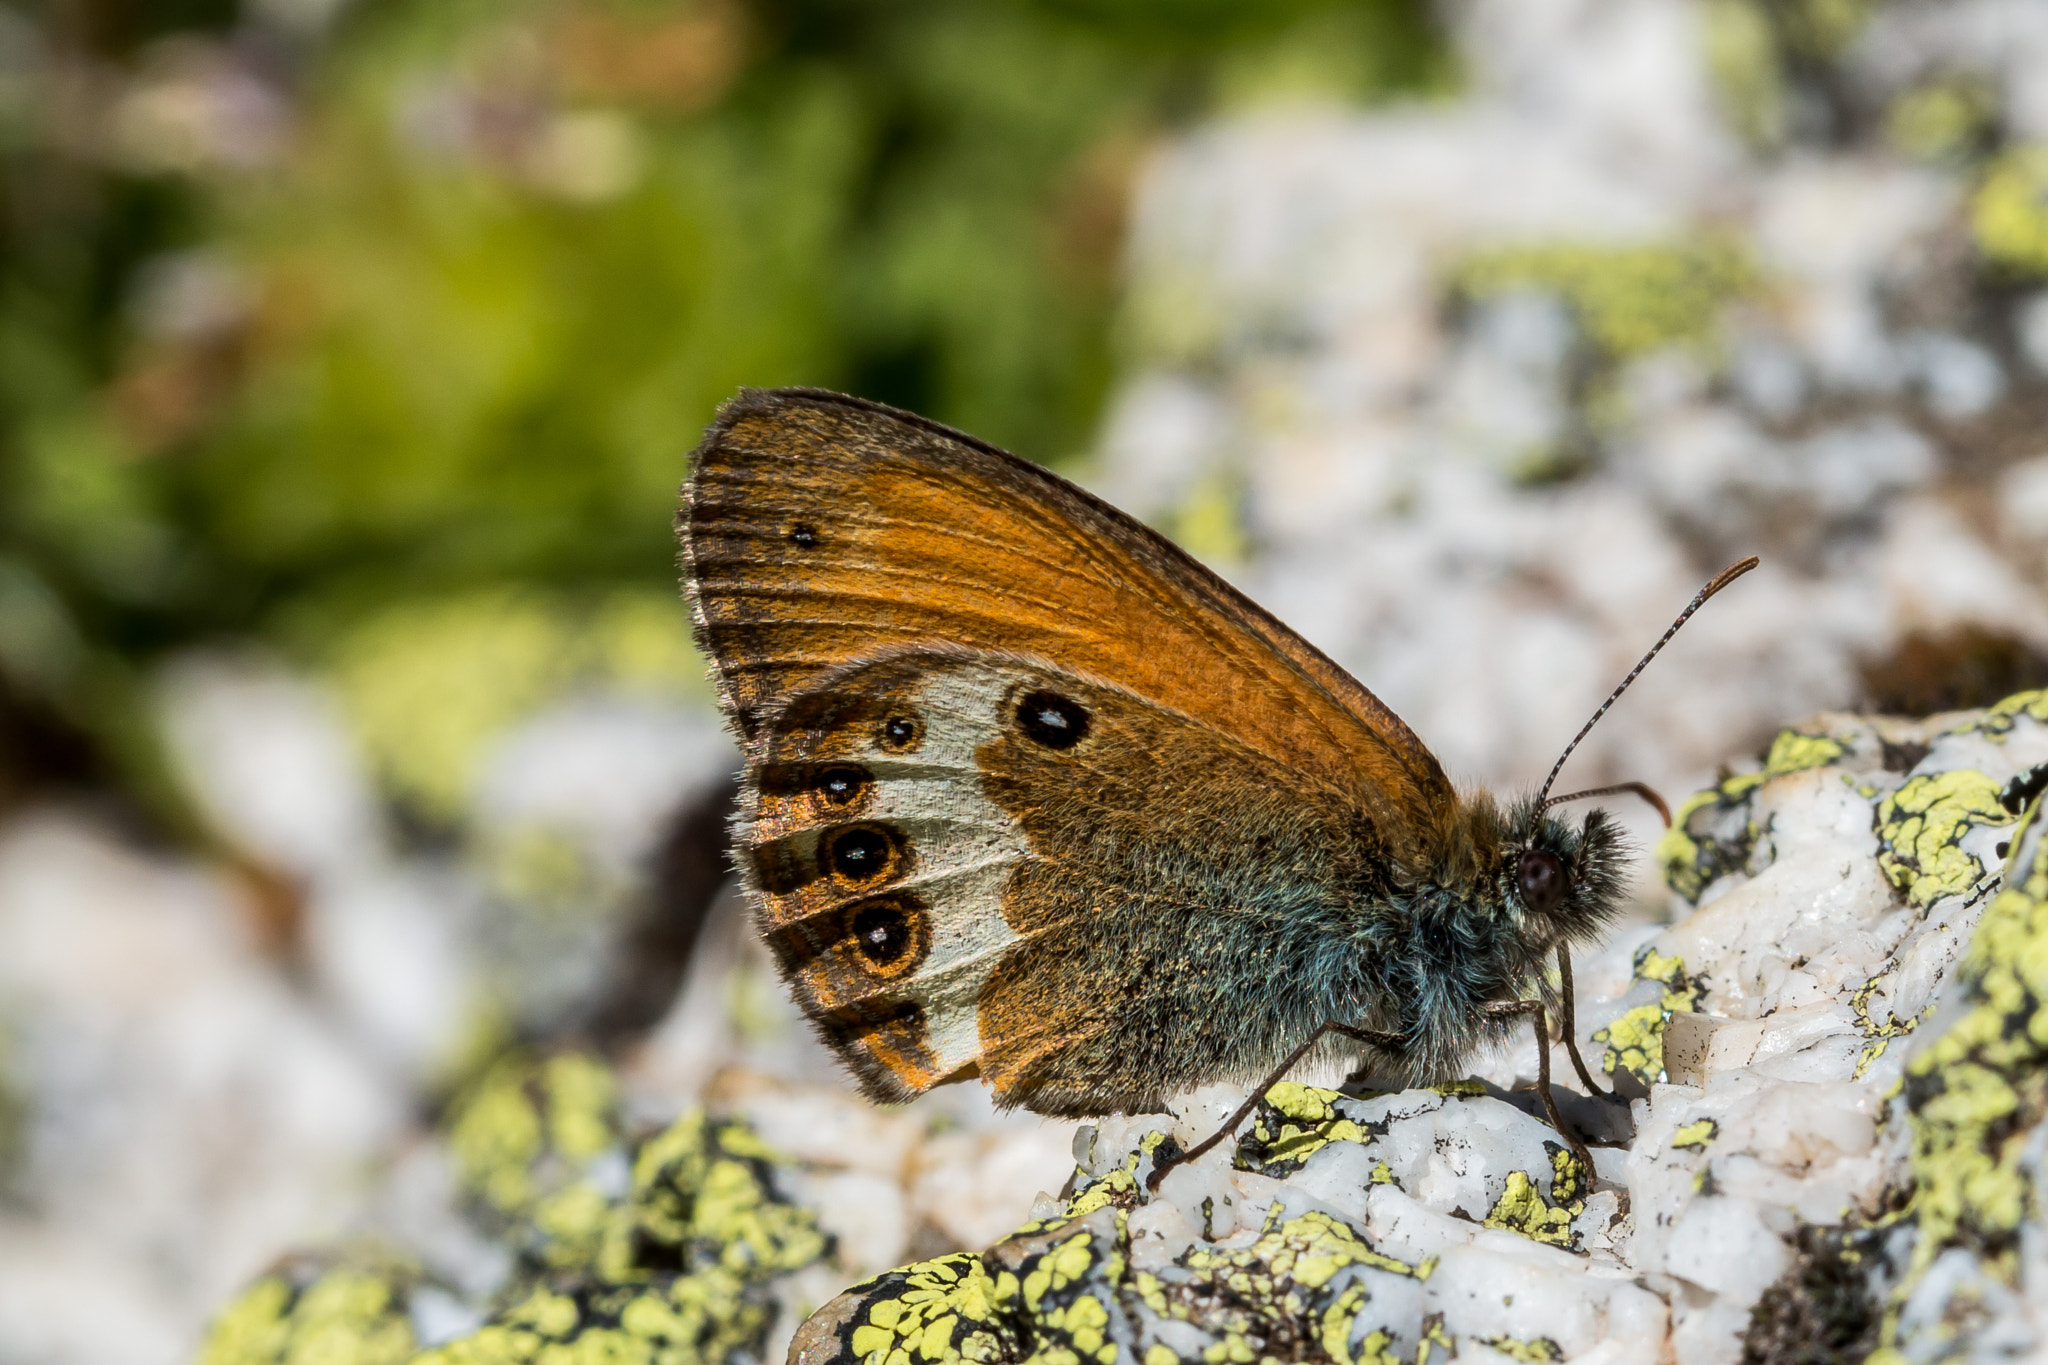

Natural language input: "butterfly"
[678,387,1754,1183]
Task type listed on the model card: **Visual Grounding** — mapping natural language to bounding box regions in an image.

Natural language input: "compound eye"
[1516,849,1568,915]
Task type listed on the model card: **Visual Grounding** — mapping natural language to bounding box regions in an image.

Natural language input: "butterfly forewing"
[681,389,1451,838]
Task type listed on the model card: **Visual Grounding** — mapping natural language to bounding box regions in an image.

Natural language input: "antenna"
[1540,780,1671,827]
[1532,556,1760,817]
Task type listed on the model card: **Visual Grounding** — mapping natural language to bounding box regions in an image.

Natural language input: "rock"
[792,692,2048,1365]
[197,1052,834,1365]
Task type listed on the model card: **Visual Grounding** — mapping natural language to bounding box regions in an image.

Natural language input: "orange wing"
[679,387,1452,854]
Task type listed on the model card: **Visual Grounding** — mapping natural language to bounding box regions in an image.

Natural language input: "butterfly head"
[1502,797,1628,953]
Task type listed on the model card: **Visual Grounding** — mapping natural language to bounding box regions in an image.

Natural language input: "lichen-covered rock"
[198,1256,421,1365]
[197,1053,832,1365]
[791,693,2048,1365]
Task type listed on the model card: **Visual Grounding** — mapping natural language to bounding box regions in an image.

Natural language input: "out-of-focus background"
[4,0,2048,1361]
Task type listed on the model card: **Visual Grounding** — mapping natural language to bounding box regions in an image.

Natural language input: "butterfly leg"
[1143,1021,1403,1194]
[1556,943,1615,1102]
[1484,999,1598,1182]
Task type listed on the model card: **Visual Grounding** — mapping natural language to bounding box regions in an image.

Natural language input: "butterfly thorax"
[1368,795,1627,1082]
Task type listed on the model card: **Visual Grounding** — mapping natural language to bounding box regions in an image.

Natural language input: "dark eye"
[1016,690,1089,749]
[1517,849,1568,915]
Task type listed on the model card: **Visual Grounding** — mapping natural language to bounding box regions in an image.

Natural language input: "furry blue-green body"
[1011,792,1629,1115]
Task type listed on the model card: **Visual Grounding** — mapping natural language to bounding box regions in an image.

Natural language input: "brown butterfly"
[678,387,1754,1183]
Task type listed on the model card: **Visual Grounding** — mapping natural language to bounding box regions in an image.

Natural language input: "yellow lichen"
[1851,962,1925,1080]
[1973,144,2048,278]
[1869,792,2048,1357]
[1670,1119,1718,1151]
[1761,729,1846,777]
[1316,1283,1400,1365]
[1415,1314,1454,1365]
[1480,1335,1563,1363]
[1888,78,1994,162]
[1450,239,1757,361]
[1185,1210,1429,1286]
[1703,0,1786,149]
[329,587,707,821]
[446,1051,622,1230]
[1481,1146,1588,1249]
[1659,768,1767,903]
[1241,1083,1370,1173]
[1876,770,2014,910]
[196,1264,416,1365]
[1594,949,1704,1084]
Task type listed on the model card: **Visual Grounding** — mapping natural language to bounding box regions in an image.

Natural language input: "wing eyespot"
[788,521,820,548]
[823,822,902,885]
[878,713,924,753]
[813,764,872,808]
[1016,690,1089,750]
[846,896,930,977]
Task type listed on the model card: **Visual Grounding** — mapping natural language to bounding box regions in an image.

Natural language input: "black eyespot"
[850,899,920,969]
[1517,849,1568,916]
[878,714,922,753]
[827,824,897,883]
[814,765,871,806]
[789,522,820,549]
[1016,690,1089,750]
[1997,840,2011,858]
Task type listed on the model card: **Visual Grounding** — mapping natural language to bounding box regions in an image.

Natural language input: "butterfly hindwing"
[741,651,1032,1100]
[741,650,1392,1115]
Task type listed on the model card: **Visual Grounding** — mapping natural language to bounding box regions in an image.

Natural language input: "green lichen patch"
[1593,948,1706,1086]
[417,1272,781,1365]
[1961,688,2048,740]
[1183,1209,1429,1291]
[1850,963,1925,1080]
[1972,144,2048,278]
[1875,770,2014,911]
[602,1109,830,1283]
[419,1106,828,1365]
[810,1197,1435,1365]
[1236,1083,1374,1177]
[1165,1211,1431,1364]
[1868,800,2048,1359]
[821,1218,1132,1365]
[1669,1119,1719,1152]
[328,589,710,824]
[1887,77,1997,164]
[1448,239,1757,361]
[1479,1335,1563,1363]
[445,1051,628,1267]
[196,1257,419,1365]
[1659,770,1766,903]
[1480,1145,1588,1251]
[841,1253,1024,1365]
[1659,727,1851,900]
[1761,729,1847,779]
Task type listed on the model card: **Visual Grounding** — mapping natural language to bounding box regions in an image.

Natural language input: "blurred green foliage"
[0,0,1447,825]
